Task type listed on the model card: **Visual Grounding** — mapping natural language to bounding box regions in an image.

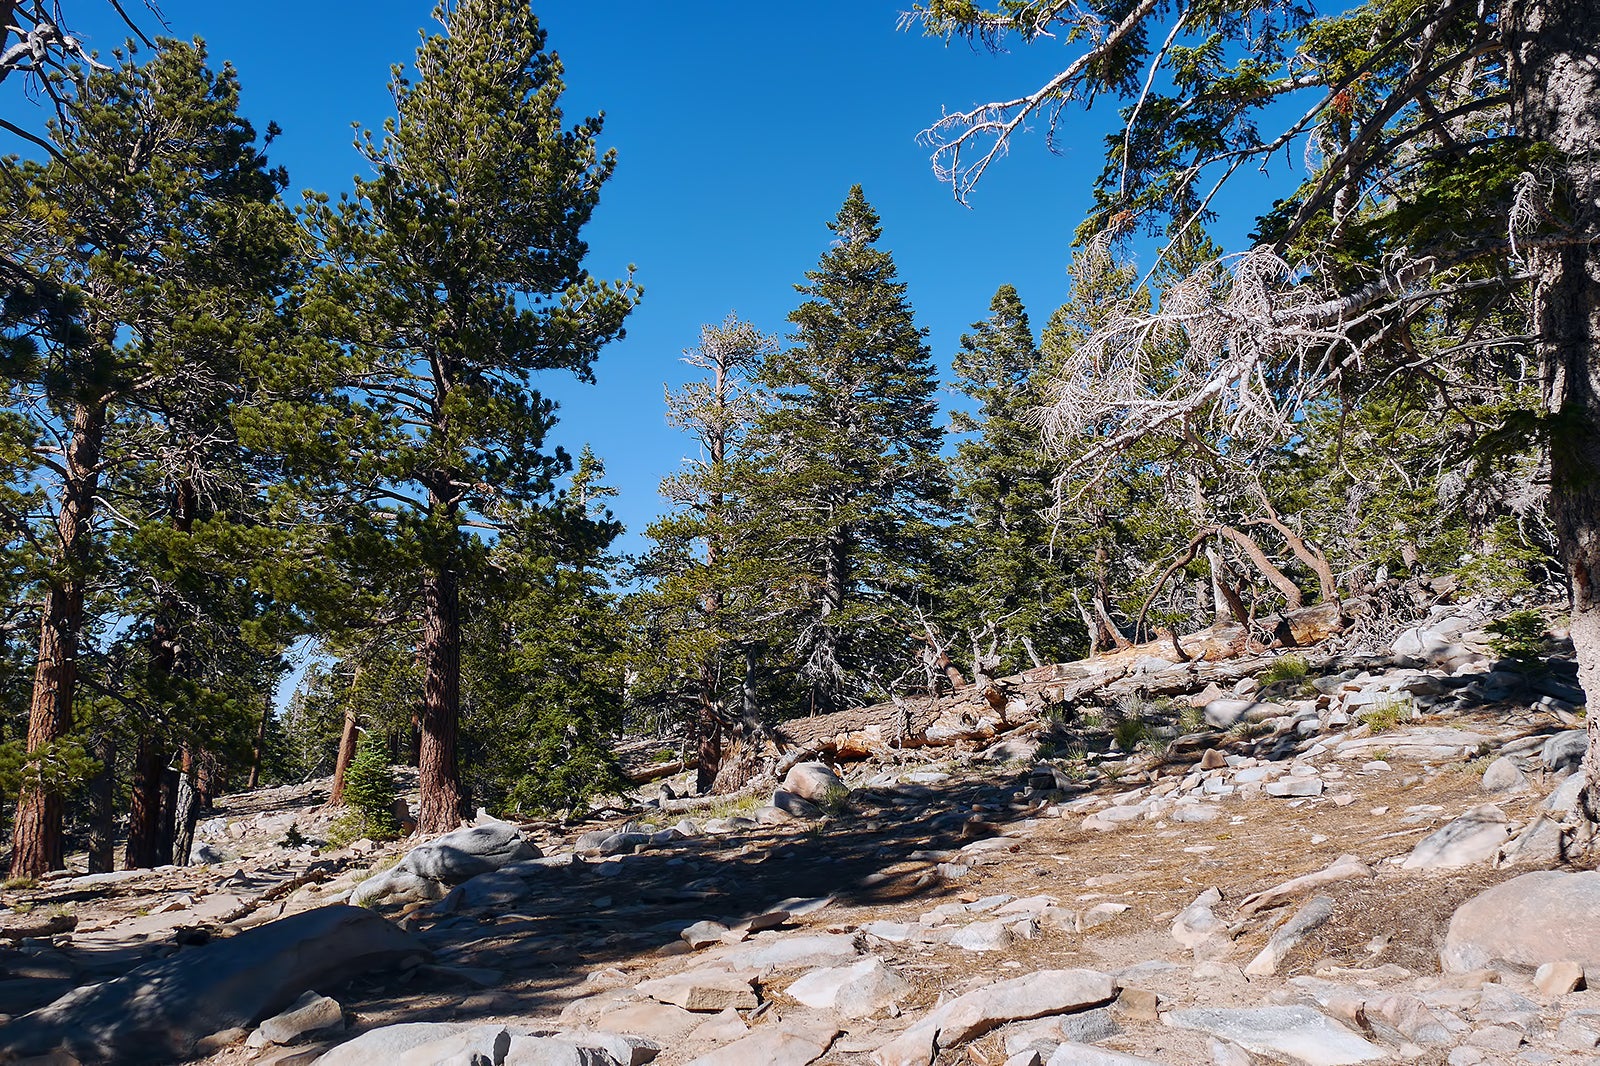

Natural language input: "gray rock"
[781,763,850,807]
[1264,777,1324,798]
[504,1030,658,1066]
[353,819,538,906]
[1204,699,1288,728]
[1402,805,1509,870]
[637,968,758,1011]
[313,1022,479,1066]
[1044,1045,1161,1066]
[1166,1006,1386,1065]
[404,819,536,881]
[1245,895,1334,976]
[681,1017,838,1066]
[1005,1009,1121,1054]
[0,905,425,1064]
[699,933,859,971]
[873,968,1116,1066]
[1172,888,1226,951]
[949,921,1012,952]
[771,790,824,818]
[256,991,343,1045]
[1542,730,1587,774]
[1479,756,1527,793]
[785,957,909,1017]
[1443,871,1600,972]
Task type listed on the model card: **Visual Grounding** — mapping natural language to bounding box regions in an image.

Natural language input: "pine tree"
[632,316,779,792]
[947,285,1081,670]
[306,0,638,834]
[745,186,949,714]
[2,38,296,876]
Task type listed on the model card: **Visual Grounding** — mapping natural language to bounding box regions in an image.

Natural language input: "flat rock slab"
[682,1017,839,1066]
[1443,870,1600,973]
[873,968,1116,1066]
[1402,804,1509,870]
[698,932,860,971]
[1166,1006,1387,1065]
[786,957,909,1017]
[637,968,759,1011]
[1046,1045,1162,1066]
[0,905,424,1064]
[1334,729,1491,762]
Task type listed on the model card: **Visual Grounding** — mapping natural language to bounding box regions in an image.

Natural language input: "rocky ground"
[4,604,1600,1066]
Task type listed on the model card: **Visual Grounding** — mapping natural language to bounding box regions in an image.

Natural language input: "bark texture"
[417,564,463,834]
[10,400,103,878]
[1512,0,1600,818]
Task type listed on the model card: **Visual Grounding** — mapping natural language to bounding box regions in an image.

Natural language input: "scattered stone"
[255,991,343,1046]
[1245,895,1334,976]
[1166,1006,1387,1065]
[637,968,759,1011]
[1402,805,1509,870]
[871,968,1116,1066]
[1443,871,1600,973]
[1044,1045,1162,1065]
[700,933,859,971]
[1534,960,1586,997]
[682,1017,839,1066]
[770,790,823,818]
[949,921,1013,952]
[1078,902,1130,931]
[679,921,732,950]
[782,763,850,808]
[1172,888,1227,951]
[1479,756,1527,793]
[353,819,537,906]
[1264,777,1324,798]
[1542,730,1587,773]
[312,1022,500,1066]
[785,957,909,1017]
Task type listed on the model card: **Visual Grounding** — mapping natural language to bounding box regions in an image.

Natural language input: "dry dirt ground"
[3,700,1594,1065]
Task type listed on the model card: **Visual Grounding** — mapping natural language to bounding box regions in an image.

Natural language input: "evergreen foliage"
[741,186,951,714]
[334,731,401,843]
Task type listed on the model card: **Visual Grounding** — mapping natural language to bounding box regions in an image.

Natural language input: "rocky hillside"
[3,603,1600,1065]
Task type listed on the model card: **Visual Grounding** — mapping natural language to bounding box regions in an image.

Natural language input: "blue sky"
[12,1,1295,558]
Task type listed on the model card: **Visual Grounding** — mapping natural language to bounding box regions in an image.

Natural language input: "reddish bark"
[417,565,463,834]
[10,400,104,878]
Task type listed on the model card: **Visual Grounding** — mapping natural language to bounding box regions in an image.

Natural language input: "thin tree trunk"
[694,669,721,795]
[814,525,848,715]
[247,699,270,790]
[1514,0,1600,821]
[1217,524,1304,609]
[327,667,364,806]
[172,746,199,866]
[124,735,165,869]
[156,763,179,866]
[85,734,116,874]
[10,399,104,878]
[417,563,463,834]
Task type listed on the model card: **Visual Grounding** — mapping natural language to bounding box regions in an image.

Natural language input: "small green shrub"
[1359,697,1410,734]
[280,823,307,849]
[1112,716,1150,752]
[1487,610,1547,662]
[332,732,401,843]
[1177,704,1207,735]
[1259,654,1310,687]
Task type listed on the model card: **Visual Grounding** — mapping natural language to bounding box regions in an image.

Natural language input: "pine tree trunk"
[814,526,848,714]
[156,763,179,866]
[172,747,199,866]
[85,734,116,874]
[417,563,463,834]
[694,670,721,795]
[1512,0,1600,817]
[328,704,360,806]
[247,698,270,790]
[10,399,104,878]
[124,735,165,869]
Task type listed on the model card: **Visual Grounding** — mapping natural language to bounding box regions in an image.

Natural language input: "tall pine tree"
[745,187,948,714]
[306,0,637,833]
